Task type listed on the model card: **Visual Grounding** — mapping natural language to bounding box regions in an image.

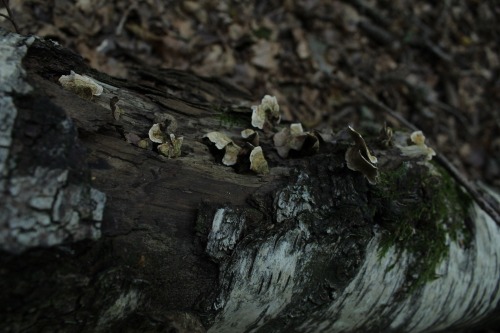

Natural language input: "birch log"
[0,28,499,333]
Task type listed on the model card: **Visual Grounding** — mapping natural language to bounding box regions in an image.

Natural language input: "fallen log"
[1,28,499,333]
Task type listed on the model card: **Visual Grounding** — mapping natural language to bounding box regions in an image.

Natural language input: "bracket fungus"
[222,143,241,166]
[249,146,269,175]
[203,131,241,166]
[273,123,320,158]
[138,139,152,150]
[158,134,184,158]
[148,113,178,144]
[59,70,103,99]
[148,123,166,143]
[203,131,270,174]
[110,96,124,120]
[251,95,281,130]
[400,130,436,160]
[241,128,259,146]
[147,122,183,158]
[345,126,379,184]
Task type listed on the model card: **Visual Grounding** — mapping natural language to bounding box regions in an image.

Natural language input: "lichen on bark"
[0,29,105,253]
[203,154,374,332]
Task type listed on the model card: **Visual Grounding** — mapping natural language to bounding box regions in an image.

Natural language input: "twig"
[1,0,19,33]
[358,20,399,48]
[348,0,391,28]
[334,76,500,226]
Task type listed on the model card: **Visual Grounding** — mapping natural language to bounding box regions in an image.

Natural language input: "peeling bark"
[1,28,499,333]
[0,31,105,254]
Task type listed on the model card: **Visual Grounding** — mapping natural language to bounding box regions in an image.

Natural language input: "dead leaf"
[251,39,280,70]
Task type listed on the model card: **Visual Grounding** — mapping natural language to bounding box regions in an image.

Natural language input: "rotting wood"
[1,28,500,333]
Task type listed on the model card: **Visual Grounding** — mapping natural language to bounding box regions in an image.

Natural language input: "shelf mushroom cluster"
[203,129,269,175]
[399,131,436,161]
[204,95,325,175]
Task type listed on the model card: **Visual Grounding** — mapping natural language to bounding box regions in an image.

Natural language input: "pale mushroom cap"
[290,123,304,136]
[251,105,266,129]
[367,151,378,164]
[273,123,315,158]
[249,146,269,174]
[148,123,165,143]
[222,143,241,166]
[410,131,426,146]
[241,128,256,139]
[158,134,183,158]
[427,147,436,160]
[399,144,436,161]
[137,138,152,149]
[204,131,233,149]
[261,95,279,115]
[59,70,103,96]
[170,134,184,149]
[241,128,259,146]
[399,130,436,160]
[251,95,281,129]
[158,142,173,156]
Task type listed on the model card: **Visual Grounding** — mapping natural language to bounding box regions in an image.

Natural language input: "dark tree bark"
[1,29,500,333]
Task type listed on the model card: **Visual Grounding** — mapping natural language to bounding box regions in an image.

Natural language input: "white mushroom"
[148,123,165,143]
[241,128,256,139]
[204,131,233,150]
[290,123,304,136]
[260,95,280,121]
[249,146,269,174]
[222,143,241,166]
[251,95,280,129]
[410,131,426,146]
[137,139,152,150]
[158,134,183,158]
[170,134,184,158]
[251,105,266,130]
[273,123,318,158]
[400,130,436,160]
[59,70,103,97]
[203,131,241,166]
[241,128,259,146]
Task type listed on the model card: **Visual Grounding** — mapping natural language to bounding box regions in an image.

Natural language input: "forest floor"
[1,1,499,332]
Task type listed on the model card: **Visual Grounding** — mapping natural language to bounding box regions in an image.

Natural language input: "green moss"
[373,161,472,290]
[212,104,249,129]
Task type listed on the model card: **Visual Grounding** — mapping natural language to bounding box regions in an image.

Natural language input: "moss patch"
[212,104,250,129]
[372,161,472,290]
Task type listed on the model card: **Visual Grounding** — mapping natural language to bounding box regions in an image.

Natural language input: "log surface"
[1,29,499,333]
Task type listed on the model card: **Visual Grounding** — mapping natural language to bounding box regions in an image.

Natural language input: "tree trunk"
[1,29,499,333]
